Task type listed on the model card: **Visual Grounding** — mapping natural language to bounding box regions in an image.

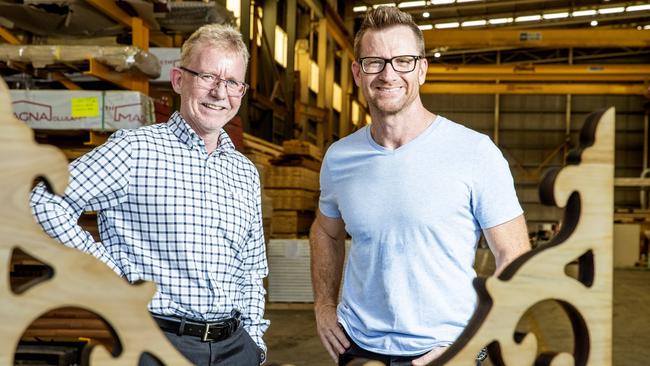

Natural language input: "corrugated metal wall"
[420,94,647,230]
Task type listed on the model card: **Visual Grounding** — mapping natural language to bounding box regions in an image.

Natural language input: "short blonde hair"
[353,7,425,59]
[181,23,250,68]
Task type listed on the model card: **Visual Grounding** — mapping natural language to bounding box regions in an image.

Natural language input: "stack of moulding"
[266,140,322,238]
[267,166,319,191]
[266,189,318,211]
[267,169,319,237]
[282,139,323,161]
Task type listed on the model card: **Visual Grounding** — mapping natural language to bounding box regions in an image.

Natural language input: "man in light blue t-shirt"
[309,7,531,366]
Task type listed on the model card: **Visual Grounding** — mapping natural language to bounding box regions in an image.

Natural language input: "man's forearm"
[31,185,123,276]
[310,223,345,308]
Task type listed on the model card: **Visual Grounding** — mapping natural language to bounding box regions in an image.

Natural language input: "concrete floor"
[264,268,650,366]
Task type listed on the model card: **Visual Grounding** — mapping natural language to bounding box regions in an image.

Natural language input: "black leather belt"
[152,314,240,342]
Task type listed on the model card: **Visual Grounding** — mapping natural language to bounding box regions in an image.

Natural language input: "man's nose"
[210,81,228,97]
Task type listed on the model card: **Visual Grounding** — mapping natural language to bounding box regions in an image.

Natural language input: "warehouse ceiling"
[349,0,650,29]
[348,0,650,64]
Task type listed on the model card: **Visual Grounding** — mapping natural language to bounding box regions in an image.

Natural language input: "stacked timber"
[242,133,283,242]
[267,140,322,238]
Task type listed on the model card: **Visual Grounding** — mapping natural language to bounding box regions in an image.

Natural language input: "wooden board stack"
[268,140,322,238]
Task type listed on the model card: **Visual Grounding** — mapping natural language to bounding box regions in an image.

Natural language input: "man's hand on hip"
[314,303,350,362]
[411,346,448,366]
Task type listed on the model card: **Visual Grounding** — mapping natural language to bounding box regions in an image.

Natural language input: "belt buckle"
[201,323,214,342]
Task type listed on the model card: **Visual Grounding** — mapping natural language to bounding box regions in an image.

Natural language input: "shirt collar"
[168,111,236,153]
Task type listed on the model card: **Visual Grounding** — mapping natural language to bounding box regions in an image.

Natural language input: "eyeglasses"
[179,66,249,97]
[358,55,423,74]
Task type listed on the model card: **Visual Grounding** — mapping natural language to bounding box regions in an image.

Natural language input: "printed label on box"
[71,97,99,118]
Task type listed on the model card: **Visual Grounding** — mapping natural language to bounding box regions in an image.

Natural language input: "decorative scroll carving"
[434,108,614,366]
[0,77,190,365]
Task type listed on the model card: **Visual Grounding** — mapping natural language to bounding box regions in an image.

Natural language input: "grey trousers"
[139,326,261,366]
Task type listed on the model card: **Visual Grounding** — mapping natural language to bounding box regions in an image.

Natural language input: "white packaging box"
[10,89,154,130]
[149,47,181,82]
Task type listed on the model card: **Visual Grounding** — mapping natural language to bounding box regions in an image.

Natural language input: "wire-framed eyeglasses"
[358,55,423,74]
[179,66,249,97]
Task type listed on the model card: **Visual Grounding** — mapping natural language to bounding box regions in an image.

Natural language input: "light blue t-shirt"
[318,115,523,355]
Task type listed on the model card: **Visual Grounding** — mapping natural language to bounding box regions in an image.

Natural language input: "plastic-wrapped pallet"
[10,89,154,130]
[267,239,351,303]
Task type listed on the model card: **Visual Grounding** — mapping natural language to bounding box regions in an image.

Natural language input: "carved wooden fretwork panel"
[434,108,614,366]
[0,78,191,365]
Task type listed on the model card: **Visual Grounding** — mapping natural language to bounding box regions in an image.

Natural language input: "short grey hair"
[181,23,250,68]
[353,7,425,59]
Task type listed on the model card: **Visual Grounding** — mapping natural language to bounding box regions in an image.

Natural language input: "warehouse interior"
[1,0,650,365]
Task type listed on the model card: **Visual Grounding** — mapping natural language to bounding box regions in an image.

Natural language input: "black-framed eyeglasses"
[179,66,249,97]
[358,55,423,74]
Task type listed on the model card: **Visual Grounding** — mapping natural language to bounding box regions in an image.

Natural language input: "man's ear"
[352,61,362,87]
[418,57,428,85]
[170,67,183,94]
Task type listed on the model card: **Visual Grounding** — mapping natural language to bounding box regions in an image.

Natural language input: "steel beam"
[86,0,171,48]
[427,64,650,81]
[85,59,148,95]
[420,82,648,95]
[324,3,354,60]
[423,29,650,49]
[0,26,20,45]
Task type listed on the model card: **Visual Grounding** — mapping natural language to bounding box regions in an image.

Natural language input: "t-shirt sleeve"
[471,136,523,229]
[318,152,341,218]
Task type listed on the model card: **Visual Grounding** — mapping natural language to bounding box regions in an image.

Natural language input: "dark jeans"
[338,331,483,366]
[139,326,261,366]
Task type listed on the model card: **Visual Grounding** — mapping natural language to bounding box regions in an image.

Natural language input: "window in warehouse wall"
[226,0,241,26]
[249,5,262,47]
[275,26,288,67]
[333,83,342,112]
[351,101,360,126]
[309,60,319,93]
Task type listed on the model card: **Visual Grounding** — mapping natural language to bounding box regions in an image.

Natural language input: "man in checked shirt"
[30,24,268,365]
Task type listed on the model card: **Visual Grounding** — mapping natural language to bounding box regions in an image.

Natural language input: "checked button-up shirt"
[30,111,269,351]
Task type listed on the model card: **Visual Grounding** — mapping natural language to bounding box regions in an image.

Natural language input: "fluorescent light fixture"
[435,22,460,29]
[423,12,430,17]
[542,12,569,19]
[373,3,396,8]
[418,24,433,30]
[462,19,487,27]
[590,20,598,26]
[627,4,650,12]
[644,25,650,30]
[456,0,481,2]
[434,52,441,58]
[515,14,542,22]
[353,5,368,12]
[488,17,513,24]
[572,9,597,17]
[398,1,427,8]
[431,0,454,4]
[598,7,624,14]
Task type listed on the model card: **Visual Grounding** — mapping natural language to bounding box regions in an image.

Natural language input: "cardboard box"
[10,90,154,130]
[149,47,181,82]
